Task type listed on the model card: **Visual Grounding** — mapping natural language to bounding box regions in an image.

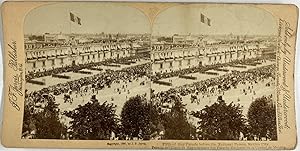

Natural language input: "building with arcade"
[150,39,274,74]
[25,34,146,74]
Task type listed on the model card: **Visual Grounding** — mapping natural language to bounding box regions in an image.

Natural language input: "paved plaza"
[151,60,276,124]
[26,59,276,127]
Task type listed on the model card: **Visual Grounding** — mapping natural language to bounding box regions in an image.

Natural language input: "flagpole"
[199,12,202,60]
[69,11,72,44]
[69,11,71,35]
[199,12,201,38]
[70,16,72,35]
[69,10,73,59]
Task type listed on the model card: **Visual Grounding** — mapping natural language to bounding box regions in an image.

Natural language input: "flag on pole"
[77,17,81,25]
[70,12,75,22]
[200,13,205,23]
[207,18,211,26]
[70,12,82,25]
[200,13,211,26]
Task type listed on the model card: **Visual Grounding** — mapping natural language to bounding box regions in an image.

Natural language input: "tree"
[34,97,67,139]
[22,94,67,139]
[161,95,196,140]
[144,101,161,139]
[193,99,246,140]
[120,95,157,139]
[22,104,33,136]
[65,96,118,140]
[247,96,277,140]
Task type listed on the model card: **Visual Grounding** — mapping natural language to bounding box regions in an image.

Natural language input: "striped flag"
[200,13,211,26]
[70,12,82,25]
[70,12,75,22]
[77,17,81,25]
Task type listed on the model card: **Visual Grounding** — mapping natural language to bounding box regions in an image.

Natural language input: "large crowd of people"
[25,55,147,81]
[22,50,278,142]
[151,63,275,109]
[25,57,274,114]
[23,53,276,138]
[150,57,264,81]
[25,61,151,112]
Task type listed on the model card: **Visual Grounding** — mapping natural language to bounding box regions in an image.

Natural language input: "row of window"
[25,43,68,50]
[159,60,191,69]
[31,52,127,68]
[209,55,227,62]
[81,53,105,61]
[207,53,254,62]
[27,48,129,58]
[153,51,198,57]
[32,59,64,68]
[27,50,128,60]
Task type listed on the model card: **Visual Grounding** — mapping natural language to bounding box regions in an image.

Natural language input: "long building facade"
[150,42,273,74]
[25,41,141,74]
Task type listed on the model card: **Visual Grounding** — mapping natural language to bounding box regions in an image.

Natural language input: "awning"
[38,52,42,58]
[32,52,37,59]
[51,50,56,57]
[46,51,51,57]
[59,50,63,56]
[72,48,76,54]
[27,52,33,60]
[42,51,47,58]
[121,44,126,49]
[132,43,141,48]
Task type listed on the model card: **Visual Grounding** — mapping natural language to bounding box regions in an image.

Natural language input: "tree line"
[22,94,277,140]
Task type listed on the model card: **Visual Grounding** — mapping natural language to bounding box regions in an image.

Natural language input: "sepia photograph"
[149,5,277,141]
[22,3,277,141]
[23,3,152,140]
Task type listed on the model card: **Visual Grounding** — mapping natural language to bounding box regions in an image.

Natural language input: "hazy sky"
[24,3,151,35]
[152,4,278,36]
[24,3,278,36]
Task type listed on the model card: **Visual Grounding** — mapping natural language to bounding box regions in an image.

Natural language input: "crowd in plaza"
[151,63,275,108]
[25,55,145,81]
[25,61,151,110]
[25,56,273,114]
[151,58,264,81]
[23,54,276,140]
